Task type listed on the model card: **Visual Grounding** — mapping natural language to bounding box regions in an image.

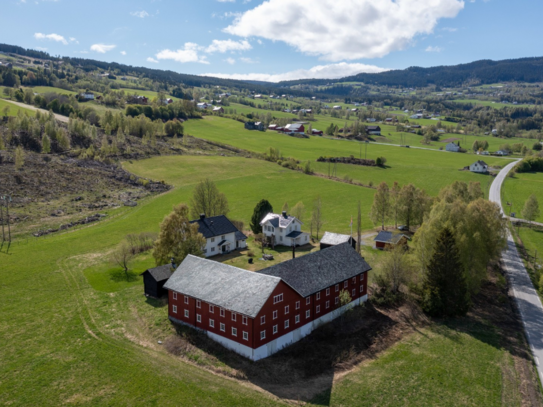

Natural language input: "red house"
[164,243,371,361]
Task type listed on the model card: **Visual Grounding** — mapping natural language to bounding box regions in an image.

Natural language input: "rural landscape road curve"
[4,99,69,123]
[489,159,543,387]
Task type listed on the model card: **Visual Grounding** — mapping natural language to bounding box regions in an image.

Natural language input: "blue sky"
[3,0,543,82]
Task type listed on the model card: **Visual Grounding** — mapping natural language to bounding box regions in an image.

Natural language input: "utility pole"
[0,196,4,251]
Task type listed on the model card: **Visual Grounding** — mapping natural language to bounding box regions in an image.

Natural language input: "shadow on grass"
[146,296,168,308]
[108,268,139,283]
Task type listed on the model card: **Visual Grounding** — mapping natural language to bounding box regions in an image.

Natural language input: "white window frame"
[284,319,289,329]
[316,305,320,314]
[316,292,321,300]
[273,294,283,304]
[211,247,215,252]
[295,315,300,324]
[220,323,225,332]
[326,300,330,309]
[242,316,248,325]
[232,313,237,322]
[295,301,300,310]
[243,331,248,341]
[184,295,189,304]
[352,277,356,283]
[344,281,348,288]
[220,308,225,317]
[209,319,215,328]
[184,309,189,318]
[326,288,330,296]
[209,304,214,313]
[360,285,364,293]
[335,284,339,292]
[173,292,177,300]
[261,315,266,325]
[273,325,278,334]
[335,297,339,305]
[306,297,310,305]
[196,314,201,323]
[284,305,289,315]
[232,327,237,337]
[211,237,215,243]
[273,310,278,320]
[196,300,201,309]
[172,305,177,314]
[305,310,310,319]
[261,330,266,340]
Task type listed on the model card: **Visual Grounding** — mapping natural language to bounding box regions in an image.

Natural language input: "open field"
[502,172,543,223]
[119,88,180,101]
[0,98,36,116]
[28,86,78,96]
[452,99,534,109]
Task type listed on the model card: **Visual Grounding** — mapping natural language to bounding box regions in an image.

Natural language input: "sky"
[3,0,543,83]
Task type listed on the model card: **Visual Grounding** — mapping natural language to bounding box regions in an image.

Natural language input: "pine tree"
[250,199,273,234]
[422,227,469,317]
[41,134,51,154]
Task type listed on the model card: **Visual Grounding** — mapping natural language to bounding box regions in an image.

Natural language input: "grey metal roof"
[320,232,354,246]
[258,243,371,298]
[164,255,281,318]
[260,212,297,228]
[141,264,174,282]
[374,231,406,244]
[190,215,240,239]
[286,230,303,238]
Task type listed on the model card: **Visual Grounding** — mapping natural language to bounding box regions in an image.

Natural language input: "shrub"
[533,143,542,151]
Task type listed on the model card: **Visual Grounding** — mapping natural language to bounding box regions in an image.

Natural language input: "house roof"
[374,231,406,244]
[286,230,304,238]
[285,123,304,131]
[164,255,281,318]
[141,264,174,282]
[190,215,240,239]
[320,232,354,246]
[260,212,298,228]
[235,230,248,241]
[367,126,381,131]
[258,243,371,298]
[473,160,488,166]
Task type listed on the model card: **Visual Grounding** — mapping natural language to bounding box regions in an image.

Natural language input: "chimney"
[170,257,177,269]
[200,214,205,220]
[282,211,287,218]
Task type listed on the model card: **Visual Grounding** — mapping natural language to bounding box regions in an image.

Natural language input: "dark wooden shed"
[141,264,174,298]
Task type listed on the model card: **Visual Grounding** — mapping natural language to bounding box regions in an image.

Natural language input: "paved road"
[3,99,69,123]
[489,159,543,387]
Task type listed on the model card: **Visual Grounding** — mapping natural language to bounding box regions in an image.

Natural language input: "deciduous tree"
[522,194,540,226]
[291,201,305,223]
[189,178,229,220]
[111,240,136,281]
[370,182,390,230]
[311,196,323,239]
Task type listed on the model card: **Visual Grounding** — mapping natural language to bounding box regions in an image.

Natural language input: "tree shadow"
[108,268,139,283]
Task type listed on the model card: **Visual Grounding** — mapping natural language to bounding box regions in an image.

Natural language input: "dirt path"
[3,99,69,123]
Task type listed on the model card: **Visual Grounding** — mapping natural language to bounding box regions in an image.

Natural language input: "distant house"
[254,94,262,99]
[366,126,381,136]
[410,114,422,119]
[496,150,509,156]
[385,118,393,122]
[284,123,305,134]
[477,150,490,156]
[197,102,208,109]
[245,121,265,131]
[373,231,408,250]
[470,160,488,173]
[268,124,278,131]
[128,95,148,105]
[367,118,376,123]
[260,211,309,247]
[312,129,323,136]
[411,125,421,129]
[491,129,498,135]
[212,106,224,114]
[351,108,359,112]
[333,105,342,110]
[445,142,461,152]
[320,232,356,250]
[190,215,247,257]
[141,263,174,298]
[80,92,95,100]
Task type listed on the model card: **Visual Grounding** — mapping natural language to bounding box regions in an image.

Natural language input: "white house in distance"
[445,142,461,152]
[190,215,247,257]
[260,212,309,247]
[469,160,488,173]
[80,92,95,100]
[196,102,209,109]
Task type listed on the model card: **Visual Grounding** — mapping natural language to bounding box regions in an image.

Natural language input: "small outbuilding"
[373,231,408,250]
[469,160,488,173]
[445,142,461,152]
[141,263,174,298]
[320,232,357,250]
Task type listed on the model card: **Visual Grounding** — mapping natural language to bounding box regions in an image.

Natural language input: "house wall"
[203,232,237,257]
[375,241,386,249]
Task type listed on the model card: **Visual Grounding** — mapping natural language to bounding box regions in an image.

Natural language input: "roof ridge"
[184,254,281,281]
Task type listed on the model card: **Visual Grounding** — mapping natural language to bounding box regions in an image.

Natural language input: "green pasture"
[28,86,78,96]
[502,172,543,223]
[0,99,36,116]
[119,87,179,101]
[452,99,534,109]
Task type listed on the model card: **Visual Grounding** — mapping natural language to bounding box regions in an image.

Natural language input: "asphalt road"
[489,159,543,387]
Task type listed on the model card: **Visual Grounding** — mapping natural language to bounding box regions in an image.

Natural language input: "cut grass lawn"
[502,172,543,223]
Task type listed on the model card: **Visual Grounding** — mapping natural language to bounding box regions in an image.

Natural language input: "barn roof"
[257,243,371,298]
[190,215,240,239]
[320,232,354,246]
[164,255,281,318]
[142,264,174,282]
[374,231,407,244]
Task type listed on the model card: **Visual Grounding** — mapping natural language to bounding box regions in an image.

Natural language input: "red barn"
[164,243,371,361]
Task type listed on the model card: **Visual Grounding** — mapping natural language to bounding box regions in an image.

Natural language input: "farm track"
[3,99,69,122]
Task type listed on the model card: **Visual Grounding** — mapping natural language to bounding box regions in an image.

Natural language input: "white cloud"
[425,45,443,52]
[155,43,209,64]
[202,62,388,83]
[90,44,117,53]
[240,57,257,64]
[69,37,79,44]
[205,39,251,53]
[120,51,127,55]
[225,57,236,65]
[225,0,464,61]
[130,10,150,18]
[34,32,67,45]
[147,57,159,63]
[442,27,457,32]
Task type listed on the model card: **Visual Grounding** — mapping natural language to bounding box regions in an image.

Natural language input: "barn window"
[352,277,356,283]
[344,281,348,288]
[261,315,265,325]
[211,247,215,252]
[316,305,320,314]
[295,315,300,324]
[305,310,310,319]
[335,297,339,305]
[284,319,289,329]
[232,327,237,337]
[232,313,237,322]
[209,319,215,328]
[284,305,289,315]
[295,301,300,310]
[173,292,177,300]
[273,310,278,320]
[273,325,278,334]
[243,331,248,341]
[196,314,201,323]
[172,305,177,314]
[306,297,310,305]
[220,308,225,317]
[326,288,330,296]
[273,294,283,304]
[184,310,189,318]
[220,323,225,332]
[352,289,356,297]
[184,296,189,304]
[360,285,364,293]
[209,305,214,313]
[335,284,339,292]
[316,292,320,300]
[242,316,248,325]
[196,300,201,309]
[261,330,266,340]
[326,301,330,309]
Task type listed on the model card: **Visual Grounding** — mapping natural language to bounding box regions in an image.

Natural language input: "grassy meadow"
[502,172,543,223]
[0,98,36,116]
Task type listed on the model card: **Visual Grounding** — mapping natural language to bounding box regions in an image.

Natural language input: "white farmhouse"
[469,160,488,173]
[196,102,208,109]
[80,92,95,100]
[190,215,247,257]
[260,211,309,247]
[445,142,461,152]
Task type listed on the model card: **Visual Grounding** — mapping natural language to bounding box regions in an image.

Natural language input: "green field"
[0,99,36,116]
[502,172,543,223]
[452,99,534,109]
[28,86,79,96]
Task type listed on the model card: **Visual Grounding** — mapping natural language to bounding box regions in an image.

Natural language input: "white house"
[196,102,209,109]
[190,215,247,257]
[469,160,488,173]
[333,105,342,110]
[496,150,509,156]
[445,142,461,152]
[477,150,490,156]
[260,211,309,247]
[410,114,422,119]
[80,92,95,100]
